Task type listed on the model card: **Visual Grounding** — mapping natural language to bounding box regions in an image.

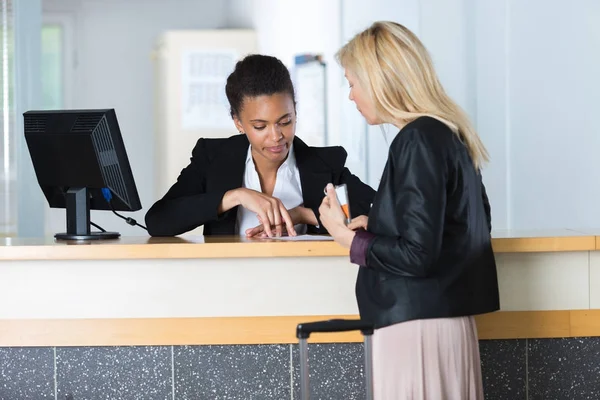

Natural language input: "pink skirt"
[372,316,484,400]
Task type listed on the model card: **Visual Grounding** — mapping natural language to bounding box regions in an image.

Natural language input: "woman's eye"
[254,126,266,130]
[280,120,292,126]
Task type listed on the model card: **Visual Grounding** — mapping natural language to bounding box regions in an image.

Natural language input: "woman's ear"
[233,117,245,134]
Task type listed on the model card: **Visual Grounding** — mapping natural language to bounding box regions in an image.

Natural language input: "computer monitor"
[23,108,142,241]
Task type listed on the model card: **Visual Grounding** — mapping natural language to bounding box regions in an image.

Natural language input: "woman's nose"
[270,125,283,141]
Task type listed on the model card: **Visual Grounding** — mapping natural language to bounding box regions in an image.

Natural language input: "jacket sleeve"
[145,139,228,236]
[365,133,447,277]
[309,147,376,234]
[342,166,377,218]
[481,175,492,232]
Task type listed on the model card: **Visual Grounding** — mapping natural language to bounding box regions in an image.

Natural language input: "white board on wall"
[294,54,327,147]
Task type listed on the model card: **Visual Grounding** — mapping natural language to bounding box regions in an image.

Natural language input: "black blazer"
[356,116,500,329]
[145,135,376,236]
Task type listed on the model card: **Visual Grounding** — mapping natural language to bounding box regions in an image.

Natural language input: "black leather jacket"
[356,116,500,329]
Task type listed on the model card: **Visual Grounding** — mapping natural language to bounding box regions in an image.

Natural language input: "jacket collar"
[212,134,330,180]
[206,134,332,231]
[292,136,333,209]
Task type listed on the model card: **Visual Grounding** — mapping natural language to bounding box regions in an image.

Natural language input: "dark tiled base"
[3,338,600,398]
[0,347,54,400]
[292,343,366,400]
[56,346,171,400]
[528,337,600,400]
[174,344,291,399]
[479,339,527,400]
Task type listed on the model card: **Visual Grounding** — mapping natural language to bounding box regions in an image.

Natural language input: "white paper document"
[267,235,334,241]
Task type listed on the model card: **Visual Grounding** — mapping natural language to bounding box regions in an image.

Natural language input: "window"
[41,23,63,109]
[0,12,71,235]
[0,4,16,235]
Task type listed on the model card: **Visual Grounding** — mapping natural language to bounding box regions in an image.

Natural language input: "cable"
[110,208,147,230]
[90,221,106,232]
[101,188,148,231]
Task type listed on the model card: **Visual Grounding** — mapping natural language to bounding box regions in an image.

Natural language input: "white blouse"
[235,144,307,236]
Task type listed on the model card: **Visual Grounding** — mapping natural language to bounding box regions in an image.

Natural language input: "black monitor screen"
[23,108,141,240]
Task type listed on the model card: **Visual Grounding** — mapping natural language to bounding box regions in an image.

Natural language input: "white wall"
[341,0,420,186]
[43,0,600,235]
[226,0,344,173]
[471,0,600,230]
[472,1,510,231]
[418,0,510,229]
[360,0,600,231]
[505,0,600,230]
[226,0,419,185]
[44,0,228,236]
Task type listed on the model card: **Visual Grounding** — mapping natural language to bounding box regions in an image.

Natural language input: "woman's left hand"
[319,184,356,248]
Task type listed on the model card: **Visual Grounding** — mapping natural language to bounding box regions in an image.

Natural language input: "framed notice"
[181,49,239,130]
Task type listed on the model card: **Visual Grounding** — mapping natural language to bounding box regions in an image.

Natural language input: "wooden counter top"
[0,229,598,261]
[0,235,347,261]
[491,229,598,253]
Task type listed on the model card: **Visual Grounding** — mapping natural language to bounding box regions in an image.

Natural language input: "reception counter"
[0,228,598,260]
[1,230,599,399]
[1,229,599,347]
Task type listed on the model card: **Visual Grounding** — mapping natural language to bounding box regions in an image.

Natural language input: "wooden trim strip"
[2,311,600,347]
[475,311,571,339]
[0,315,362,347]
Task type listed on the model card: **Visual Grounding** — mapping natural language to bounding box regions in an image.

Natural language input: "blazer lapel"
[205,134,249,234]
[293,137,333,211]
[207,134,248,191]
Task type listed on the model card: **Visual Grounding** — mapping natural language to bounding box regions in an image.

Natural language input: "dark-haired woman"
[145,54,375,237]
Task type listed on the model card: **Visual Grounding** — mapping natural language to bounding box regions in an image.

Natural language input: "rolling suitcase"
[296,319,375,400]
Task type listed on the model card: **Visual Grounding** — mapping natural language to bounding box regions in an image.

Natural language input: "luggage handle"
[296,318,374,400]
[296,318,374,339]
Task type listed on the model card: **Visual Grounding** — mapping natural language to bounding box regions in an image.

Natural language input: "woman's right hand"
[224,188,296,237]
[347,215,369,231]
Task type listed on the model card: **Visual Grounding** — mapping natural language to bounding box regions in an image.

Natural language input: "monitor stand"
[55,187,120,241]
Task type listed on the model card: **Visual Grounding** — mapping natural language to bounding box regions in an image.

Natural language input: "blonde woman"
[318,21,499,399]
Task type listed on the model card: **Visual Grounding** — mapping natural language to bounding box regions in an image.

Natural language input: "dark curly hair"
[225,54,296,119]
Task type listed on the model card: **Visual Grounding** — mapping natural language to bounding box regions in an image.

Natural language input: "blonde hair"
[336,21,489,169]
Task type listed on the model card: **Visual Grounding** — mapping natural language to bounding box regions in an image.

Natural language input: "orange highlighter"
[325,184,351,224]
